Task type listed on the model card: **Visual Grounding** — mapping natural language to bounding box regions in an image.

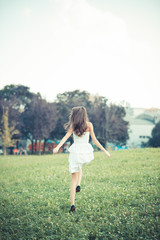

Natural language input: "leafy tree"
[0,84,38,149]
[51,90,129,147]
[0,107,19,155]
[89,95,108,147]
[106,104,129,145]
[51,90,92,139]
[147,121,160,147]
[21,96,58,154]
[0,84,36,110]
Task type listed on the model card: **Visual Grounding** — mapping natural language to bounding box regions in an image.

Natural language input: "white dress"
[68,132,94,173]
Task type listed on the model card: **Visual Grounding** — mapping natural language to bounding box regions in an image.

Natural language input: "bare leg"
[77,169,82,186]
[70,172,79,205]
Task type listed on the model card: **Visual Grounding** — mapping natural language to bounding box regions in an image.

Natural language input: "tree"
[0,84,36,110]
[0,107,19,155]
[0,84,38,149]
[51,90,92,139]
[51,90,129,147]
[21,96,58,154]
[89,95,108,147]
[147,121,160,147]
[106,104,129,145]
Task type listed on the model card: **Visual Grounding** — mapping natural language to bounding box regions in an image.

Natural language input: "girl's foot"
[76,185,80,192]
[69,205,75,213]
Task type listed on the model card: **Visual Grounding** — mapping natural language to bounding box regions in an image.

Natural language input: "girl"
[53,106,110,213]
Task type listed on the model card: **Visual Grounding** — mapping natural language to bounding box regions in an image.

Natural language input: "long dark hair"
[64,106,88,136]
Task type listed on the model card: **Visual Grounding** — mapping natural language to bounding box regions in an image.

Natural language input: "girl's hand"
[104,150,110,158]
[53,147,59,154]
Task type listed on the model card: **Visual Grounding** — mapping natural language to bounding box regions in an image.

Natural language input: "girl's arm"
[53,128,73,154]
[88,122,110,158]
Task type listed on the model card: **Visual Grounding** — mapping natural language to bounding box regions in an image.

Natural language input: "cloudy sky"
[0,0,160,108]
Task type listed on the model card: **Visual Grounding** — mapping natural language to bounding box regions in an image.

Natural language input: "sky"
[0,0,160,108]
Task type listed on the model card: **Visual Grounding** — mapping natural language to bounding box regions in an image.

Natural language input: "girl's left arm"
[53,128,73,154]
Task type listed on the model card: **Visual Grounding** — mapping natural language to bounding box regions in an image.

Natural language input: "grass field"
[0,149,160,240]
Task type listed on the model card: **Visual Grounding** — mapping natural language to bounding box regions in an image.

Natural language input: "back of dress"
[68,131,94,173]
[73,132,90,144]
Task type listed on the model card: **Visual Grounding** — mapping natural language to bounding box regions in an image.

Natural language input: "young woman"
[53,106,110,212]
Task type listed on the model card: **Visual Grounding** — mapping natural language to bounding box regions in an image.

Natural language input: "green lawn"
[0,149,160,240]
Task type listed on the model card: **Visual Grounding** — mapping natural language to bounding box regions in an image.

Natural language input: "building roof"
[129,118,154,125]
[125,107,160,126]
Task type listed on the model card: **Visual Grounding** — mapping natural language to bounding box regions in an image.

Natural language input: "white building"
[125,108,159,148]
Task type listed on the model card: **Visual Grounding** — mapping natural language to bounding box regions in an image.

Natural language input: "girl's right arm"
[53,128,73,154]
[88,122,110,158]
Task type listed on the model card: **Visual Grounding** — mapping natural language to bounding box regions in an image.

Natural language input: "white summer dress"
[68,132,94,173]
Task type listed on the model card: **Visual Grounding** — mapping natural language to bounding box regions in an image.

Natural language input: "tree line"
[0,84,130,155]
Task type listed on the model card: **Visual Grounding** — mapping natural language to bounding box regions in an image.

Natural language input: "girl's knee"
[71,172,79,180]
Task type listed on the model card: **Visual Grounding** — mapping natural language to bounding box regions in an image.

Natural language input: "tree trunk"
[35,139,37,154]
[16,140,19,149]
[38,139,41,155]
[43,138,46,154]
[3,146,7,155]
[31,140,34,154]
